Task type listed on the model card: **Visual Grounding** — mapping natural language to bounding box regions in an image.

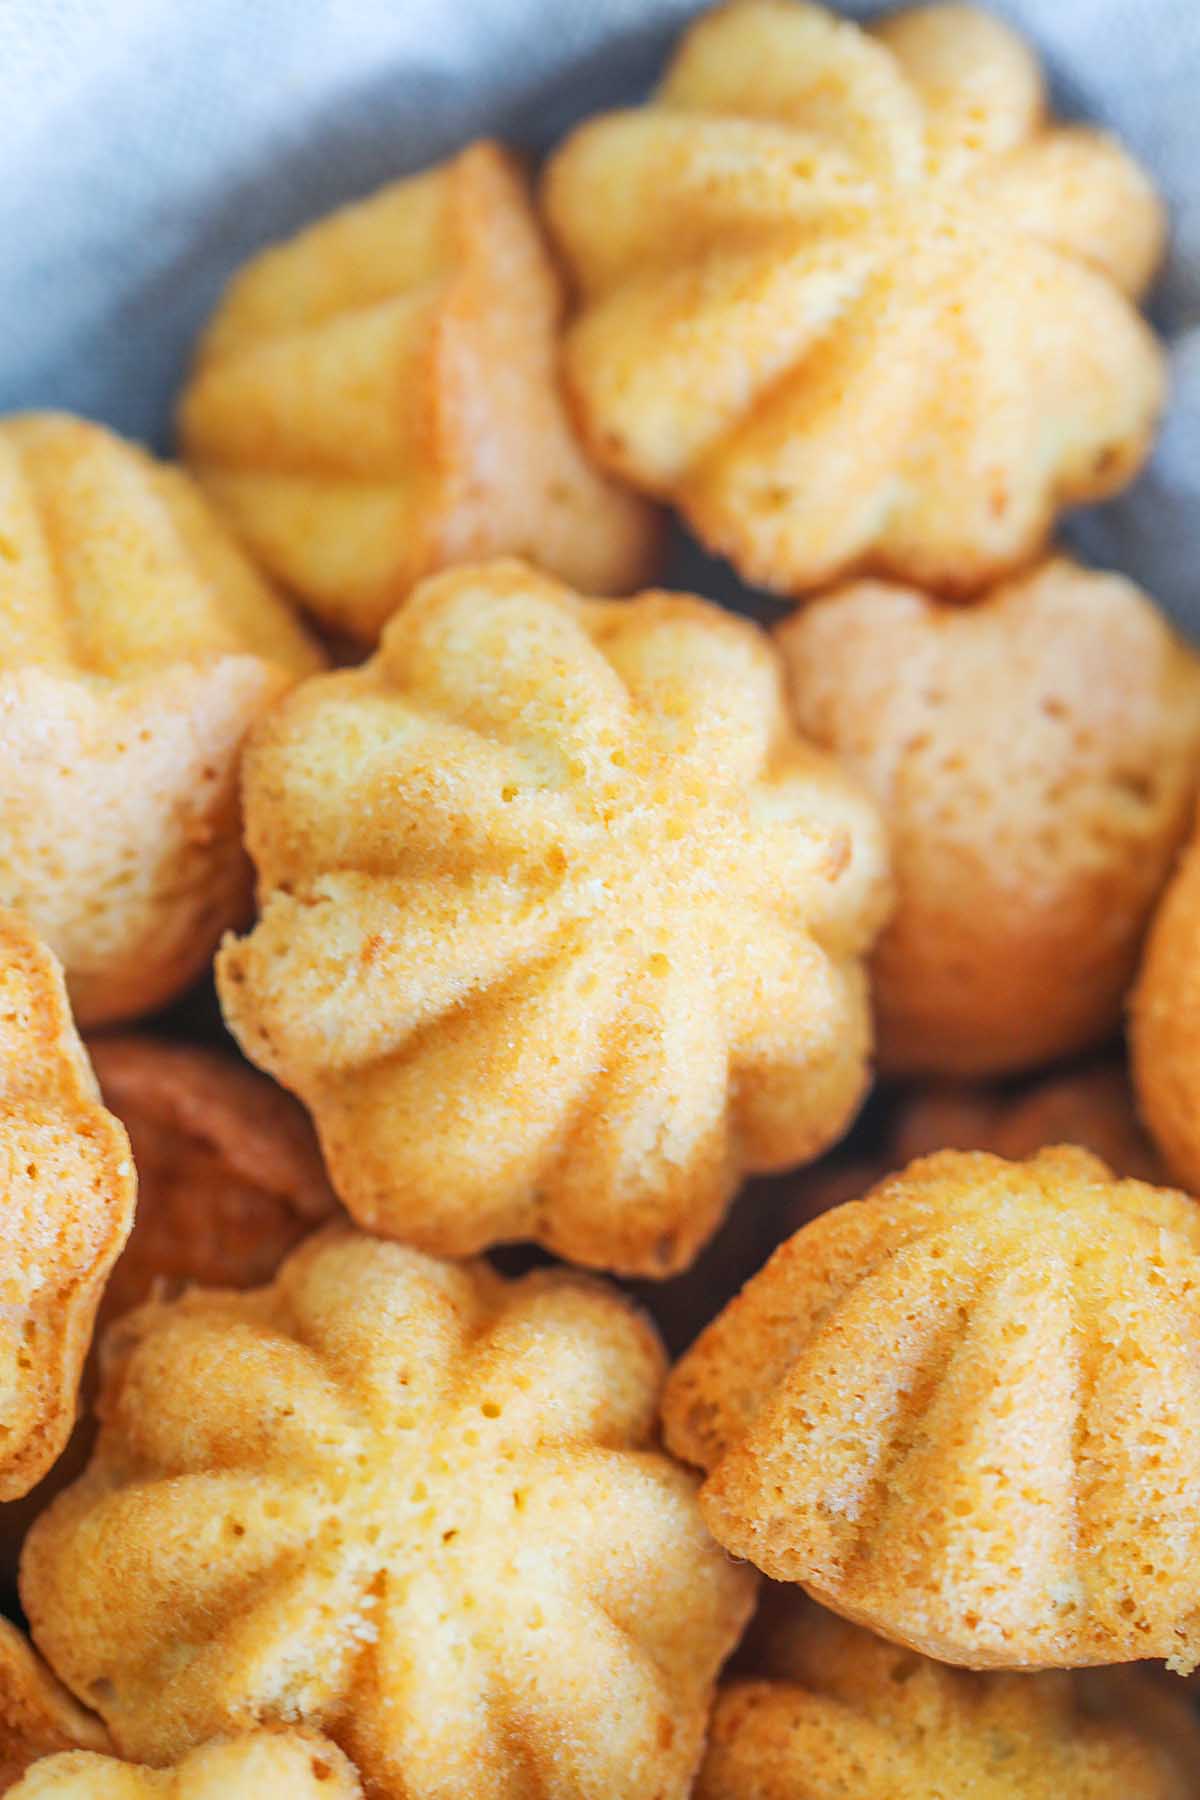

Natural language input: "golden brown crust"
[0,1620,109,1791]
[1131,828,1200,1193]
[0,912,135,1501]
[8,1731,361,1797]
[216,558,891,1277]
[696,1593,1200,1798]
[777,557,1200,1076]
[664,1146,1200,1670]
[180,141,661,642]
[543,2,1165,599]
[21,1227,755,1799]
[0,413,323,1028]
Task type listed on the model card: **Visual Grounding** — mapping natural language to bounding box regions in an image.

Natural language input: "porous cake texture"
[0,1621,109,1790]
[0,911,134,1500]
[8,1732,362,1798]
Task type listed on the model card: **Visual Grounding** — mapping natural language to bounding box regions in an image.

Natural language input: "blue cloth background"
[1,0,1197,624]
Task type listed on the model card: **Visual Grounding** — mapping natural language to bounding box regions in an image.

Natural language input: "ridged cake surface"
[218,559,891,1276]
[22,1228,755,1799]
[697,1592,1200,1797]
[544,2,1165,597]
[665,1146,1200,1670]
[181,142,660,641]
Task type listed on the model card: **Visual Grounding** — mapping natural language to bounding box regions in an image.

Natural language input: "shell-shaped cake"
[0,1621,109,1790]
[543,2,1167,598]
[86,1035,336,1323]
[697,1593,1200,1798]
[180,141,661,642]
[0,413,322,1027]
[8,1734,362,1798]
[216,559,891,1276]
[664,1146,1200,1670]
[1132,819,1200,1193]
[777,557,1200,1076]
[21,1229,756,1800]
[0,911,134,1500]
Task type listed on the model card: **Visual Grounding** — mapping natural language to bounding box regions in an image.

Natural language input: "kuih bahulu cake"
[180,141,660,642]
[8,1733,362,1797]
[665,1147,1200,1671]
[544,0,1165,599]
[0,413,322,1027]
[21,1228,755,1800]
[777,557,1200,1076]
[217,559,891,1277]
[697,1592,1200,1798]
[0,911,134,1501]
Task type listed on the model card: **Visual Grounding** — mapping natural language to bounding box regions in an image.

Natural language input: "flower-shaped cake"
[664,1147,1200,1670]
[22,1229,756,1799]
[777,557,1200,1076]
[0,1621,109,1790]
[697,1593,1200,1798]
[180,141,661,642]
[543,2,1167,597]
[216,560,891,1276]
[9,1733,362,1798]
[0,911,134,1501]
[0,413,322,1026]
